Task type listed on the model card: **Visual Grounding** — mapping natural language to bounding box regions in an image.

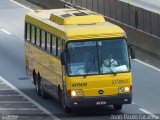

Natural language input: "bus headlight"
[71,90,83,97]
[71,91,77,96]
[119,87,130,93]
[124,87,130,92]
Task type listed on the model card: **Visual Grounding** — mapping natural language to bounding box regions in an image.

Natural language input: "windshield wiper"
[101,60,117,76]
[107,66,116,75]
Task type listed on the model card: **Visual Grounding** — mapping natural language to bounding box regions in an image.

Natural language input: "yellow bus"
[25,8,135,112]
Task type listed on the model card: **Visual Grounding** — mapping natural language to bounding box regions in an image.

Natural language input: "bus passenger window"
[47,33,51,52]
[50,36,52,53]
[26,23,30,41]
[31,25,36,44]
[41,30,46,49]
[45,32,47,50]
[36,28,41,47]
[58,39,61,57]
[52,35,56,55]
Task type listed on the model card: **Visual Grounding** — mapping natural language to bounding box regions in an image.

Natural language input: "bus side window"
[57,38,61,57]
[52,35,57,56]
[36,28,41,47]
[35,27,37,44]
[41,30,46,49]
[47,33,51,52]
[25,23,27,40]
[50,36,52,53]
[26,23,30,41]
[45,32,47,50]
[31,25,36,44]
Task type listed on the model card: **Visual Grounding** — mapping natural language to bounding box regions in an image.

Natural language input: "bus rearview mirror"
[129,44,136,59]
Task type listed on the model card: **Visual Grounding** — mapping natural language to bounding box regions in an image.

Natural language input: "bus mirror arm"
[61,52,66,65]
[129,44,136,59]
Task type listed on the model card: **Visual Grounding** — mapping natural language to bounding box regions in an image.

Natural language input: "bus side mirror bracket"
[129,44,136,59]
[61,52,66,65]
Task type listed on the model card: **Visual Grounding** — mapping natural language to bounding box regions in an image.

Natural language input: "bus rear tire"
[114,104,122,111]
[36,73,41,96]
[33,70,36,85]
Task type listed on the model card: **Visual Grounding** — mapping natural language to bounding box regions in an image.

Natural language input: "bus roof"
[25,8,125,40]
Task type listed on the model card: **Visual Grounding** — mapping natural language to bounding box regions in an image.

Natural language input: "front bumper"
[65,93,132,108]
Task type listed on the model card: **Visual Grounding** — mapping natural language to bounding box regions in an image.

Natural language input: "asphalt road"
[120,0,160,13]
[0,0,160,120]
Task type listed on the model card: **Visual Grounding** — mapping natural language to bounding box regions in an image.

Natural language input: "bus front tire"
[62,101,71,113]
[61,91,71,113]
[114,104,122,111]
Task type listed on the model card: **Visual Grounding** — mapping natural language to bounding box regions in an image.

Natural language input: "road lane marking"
[0,95,21,97]
[134,59,160,72]
[133,101,159,119]
[0,82,5,85]
[139,108,159,119]
[0,108,39,111]
[9,0,33,12]
[0,89,13,90]
[0,29,11,35]
[0,101,30,104]
[0,76,60,120]
[132,102,135,104]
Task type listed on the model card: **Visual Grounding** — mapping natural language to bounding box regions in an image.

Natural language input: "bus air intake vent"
[61,14,72,18]
[73,12,88,16]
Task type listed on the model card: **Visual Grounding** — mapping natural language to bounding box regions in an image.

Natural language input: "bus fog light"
[119,87,124,93]
[125,87,130,92]
[71,91,76,96]
[77,91,83,96]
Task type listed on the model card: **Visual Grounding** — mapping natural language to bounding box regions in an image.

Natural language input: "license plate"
[96,101,107,105]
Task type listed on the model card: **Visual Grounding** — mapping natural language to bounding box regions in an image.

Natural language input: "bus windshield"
[66,38,130,76]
